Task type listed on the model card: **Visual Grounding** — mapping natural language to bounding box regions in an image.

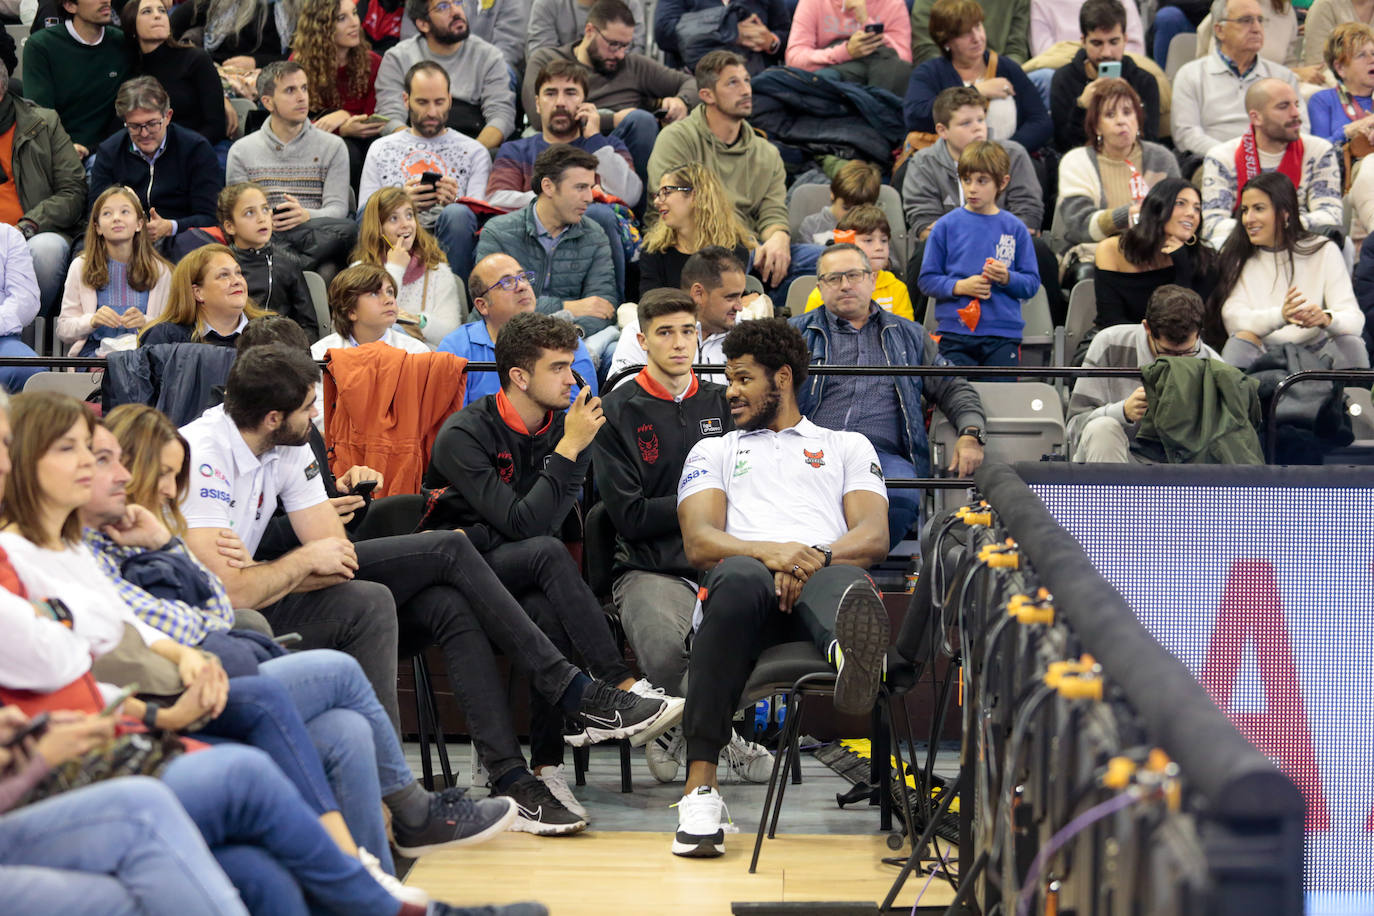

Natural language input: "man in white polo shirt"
[606,246,747,386]
[669,318,892,858]
[179,343,403,727]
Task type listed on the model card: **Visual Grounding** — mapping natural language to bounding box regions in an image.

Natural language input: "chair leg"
[415,653,453,789]
[413,655,435,791]
[750,695,796,874]
[768,692,806,839]
[573,744,589,786]
[871,703,892,831]
[887,695,917,847]
[619,739,632,793]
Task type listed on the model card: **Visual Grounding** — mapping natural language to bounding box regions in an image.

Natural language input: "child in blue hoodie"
[918,140,1040,367]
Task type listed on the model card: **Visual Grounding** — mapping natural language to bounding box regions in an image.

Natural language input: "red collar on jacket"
[634,368,699,401]
[496,388,553,436]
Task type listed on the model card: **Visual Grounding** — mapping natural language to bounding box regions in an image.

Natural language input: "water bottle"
[754,699,770,737]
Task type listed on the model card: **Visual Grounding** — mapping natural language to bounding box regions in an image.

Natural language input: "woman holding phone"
[352,188,463,345]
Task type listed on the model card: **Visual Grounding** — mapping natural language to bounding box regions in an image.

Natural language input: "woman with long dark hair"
[1092,177,1216,330]
[1212,171,1366,367]
[122,0,229,147]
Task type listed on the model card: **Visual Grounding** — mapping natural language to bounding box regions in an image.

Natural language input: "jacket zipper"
[263,247,274,305]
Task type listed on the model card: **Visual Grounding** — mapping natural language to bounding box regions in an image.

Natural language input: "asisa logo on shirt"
[803,448,826,468]
[637,424,659,464]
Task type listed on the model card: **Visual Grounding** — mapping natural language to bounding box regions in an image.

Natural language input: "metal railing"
[1265,368,1374,461]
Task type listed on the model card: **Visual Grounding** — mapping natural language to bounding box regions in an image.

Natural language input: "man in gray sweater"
[377,0,515,150]
[523,0,696,179]
[225,62,357,274]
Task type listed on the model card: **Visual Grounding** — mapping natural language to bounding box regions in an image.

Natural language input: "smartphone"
[350,479,379,500]
[101,683,139,717]
[274,632,303,648]
[864,21,884,33]
[1097,60,1122,79]
[652,107,668,119]
[271,204,286,216]
[3,711,50,747]
[571,368,588,390]
[364,113,389,123]
[420,170,442,187]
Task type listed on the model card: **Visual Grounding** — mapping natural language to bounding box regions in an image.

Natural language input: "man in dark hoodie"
[1048,0,1160,153]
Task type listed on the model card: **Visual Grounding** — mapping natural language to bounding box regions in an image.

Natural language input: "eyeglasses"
[652,185,693,201]
[1152,339,1201,357]
[592,24,631,51]
[1222,14,1265,27]
[429,0,458,13]
[479,270,536,296]
[125,115,165,135]
[818,268,872,287]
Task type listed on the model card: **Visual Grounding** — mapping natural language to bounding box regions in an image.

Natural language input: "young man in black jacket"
[422,311,685,827]
[592,289,773,785]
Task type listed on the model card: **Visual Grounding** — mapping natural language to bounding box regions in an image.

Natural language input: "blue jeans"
[27,232,69,319]
[161,745,401,916]
[938,331,1021,367]
[1152,6,1196,64]
[0,777,247,916]
[876,449,922,550]
[1026,68,1054,110]
[586,202,627,302]
[259,650,411,877]
[610,107,658,198]
[432,202,480,282]
[0,335,41,393]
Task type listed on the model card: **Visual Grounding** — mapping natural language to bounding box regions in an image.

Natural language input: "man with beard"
[670,318,891,858]
[22,0,127,158]
[524,0,696,178]
[374,0,514,149]
[791,243,985,548]
[421,311,685,826]
[359,61,492,278]
[1200,78,1342,246]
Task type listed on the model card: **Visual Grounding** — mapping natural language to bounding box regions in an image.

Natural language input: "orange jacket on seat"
[322,343,467,496]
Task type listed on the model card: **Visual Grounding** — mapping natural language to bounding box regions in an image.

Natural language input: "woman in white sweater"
[1214,172,1366,368]
[351,187,464,345]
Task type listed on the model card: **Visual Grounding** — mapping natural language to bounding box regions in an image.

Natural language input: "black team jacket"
[591,369,731,580]
[420,390,587,549]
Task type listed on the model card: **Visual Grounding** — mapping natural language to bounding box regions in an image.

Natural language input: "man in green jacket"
[0,65,87,319]
[910,0,1030,65]
[22,0,127,157]
[473,144,622,367]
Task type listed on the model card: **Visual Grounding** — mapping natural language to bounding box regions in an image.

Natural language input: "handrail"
[1264,368,1374,460]
[602,362,1144,391]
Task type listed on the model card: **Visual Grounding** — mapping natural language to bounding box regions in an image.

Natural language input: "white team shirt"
[677,417,889,546]
[179,404,330,555]
[607,318,730,389]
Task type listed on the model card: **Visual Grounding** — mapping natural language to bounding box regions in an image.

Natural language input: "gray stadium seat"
[303,270,330,342]
[788,183,830,242]
[229,97,255,141]
[1021,285,1053,365]
[1063,279,1097,363]
[1165,32,1196,83]
[24,370,100,400]
[785,275,818,316]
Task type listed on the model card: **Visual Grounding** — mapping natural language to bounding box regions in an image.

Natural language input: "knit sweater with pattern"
[225,120,351,219]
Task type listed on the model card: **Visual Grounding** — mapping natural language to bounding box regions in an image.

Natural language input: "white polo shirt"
[607,318,731,389]
[179,404,330,554]
[678,416,888,546]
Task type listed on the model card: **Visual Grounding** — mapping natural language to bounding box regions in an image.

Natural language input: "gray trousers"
[1071,415,1138,463]
[1221,333,1370,370]
[612,570,697,696]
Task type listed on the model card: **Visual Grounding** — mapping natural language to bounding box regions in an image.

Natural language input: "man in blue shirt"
[439,252,597,405]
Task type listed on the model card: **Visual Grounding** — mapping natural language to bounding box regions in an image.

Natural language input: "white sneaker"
[645,726,685,783]
[719,732,774,784]
[671,786,734,858]
[358,847,429,905]
[535,764,588,818]
[469,744,490,791]
[627,678,686,746]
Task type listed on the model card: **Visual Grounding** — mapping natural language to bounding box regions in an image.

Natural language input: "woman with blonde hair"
[641,163,756,292]
[139,245,272,347]
[291,0,384,185]
[352,187,463,345]
[58,186,173,357]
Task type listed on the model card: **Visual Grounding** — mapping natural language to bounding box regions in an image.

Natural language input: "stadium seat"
[1021,286,1053,366]
[1165,31,1196,83]
[303,270,330,341]
[876,185,909,276]
[23,369,99,400]
[785,275,818,315]
[6,24,23,80]
[788,183,830,242]
[1063,279,1097,364]
[229,97,255,141]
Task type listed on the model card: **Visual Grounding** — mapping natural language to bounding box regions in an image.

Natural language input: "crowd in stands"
[3,0,1374,906]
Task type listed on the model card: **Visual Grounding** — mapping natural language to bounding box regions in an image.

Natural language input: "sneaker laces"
[669,789,740,834]
[629,678,669,699]
[581,680,639,711]
[432,786,478,818]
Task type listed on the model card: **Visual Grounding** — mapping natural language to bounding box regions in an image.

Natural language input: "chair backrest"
[1064,279,1097,359]
[1021,286,1053,344]
[788,184,831,241]
[785,275,819,315]
[876,184,909,277]
[1165,30,1197,83]
[303,271,330,341]
[929,381,1066,466]
[23,370,100,400]
[584,501,619,598]
[1347,387,1374,442]
[229,97,255,141]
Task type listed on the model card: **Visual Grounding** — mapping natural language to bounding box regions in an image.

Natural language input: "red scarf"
[1234,126,1304,194]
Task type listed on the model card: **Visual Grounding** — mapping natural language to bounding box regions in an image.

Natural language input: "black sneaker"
[566,679,681,747]
[495,773,588,836]
[392,787,519,856]
[830,577,890,716]
[429,903,549,916]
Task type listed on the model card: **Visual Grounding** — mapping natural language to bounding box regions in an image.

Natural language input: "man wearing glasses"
[1172,0,1305,167]
[374,0,514,150]
[527,0,646,60]
[1066,284,1220,462]
[438,251,598,405]
[89,76,222,250]
[790,243,984,547]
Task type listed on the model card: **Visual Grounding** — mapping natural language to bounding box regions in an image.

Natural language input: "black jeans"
[484,536,634,770]
[259,579,401,731]
[682,558,868,764]
[353,531,584,782]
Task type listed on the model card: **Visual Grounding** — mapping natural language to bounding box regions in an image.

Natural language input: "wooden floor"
[405,830,956,914]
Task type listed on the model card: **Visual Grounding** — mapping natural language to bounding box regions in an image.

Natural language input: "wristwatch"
[958,426,987,445]
[811,544,833,567]
[142,700,161,730]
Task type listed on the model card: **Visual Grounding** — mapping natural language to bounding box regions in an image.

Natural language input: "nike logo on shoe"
[580,711,624,727]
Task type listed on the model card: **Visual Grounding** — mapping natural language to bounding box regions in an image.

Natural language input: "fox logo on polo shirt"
[636,424,659,464]
[496,452,515,483]
[803,448,826,468]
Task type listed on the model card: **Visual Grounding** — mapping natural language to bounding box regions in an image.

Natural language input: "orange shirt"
[0,126,23,226]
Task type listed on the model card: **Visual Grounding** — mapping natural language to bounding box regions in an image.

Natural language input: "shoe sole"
[671,831,725,857]
[393,797,521,857]
[832,579,889,716]
[509,814,589,836]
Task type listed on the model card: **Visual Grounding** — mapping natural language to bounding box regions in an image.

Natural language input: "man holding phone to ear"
[1048,0,1159,153]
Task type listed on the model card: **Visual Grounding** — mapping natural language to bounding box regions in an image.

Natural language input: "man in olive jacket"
[0,65,86,318]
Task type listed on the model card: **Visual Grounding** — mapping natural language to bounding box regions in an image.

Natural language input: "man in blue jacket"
[473,144,621,367]
[789,243,986,546]
[89,76,222,248]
